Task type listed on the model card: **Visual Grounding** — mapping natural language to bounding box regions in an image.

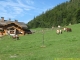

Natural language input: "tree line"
[27,0,80,28]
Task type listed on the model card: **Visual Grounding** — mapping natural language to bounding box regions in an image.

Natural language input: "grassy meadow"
[0,24,80,60]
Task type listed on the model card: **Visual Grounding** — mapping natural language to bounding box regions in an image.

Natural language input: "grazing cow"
[58,25,61,28]
[12,34,19,40]
[66,28,72,32]
[56,29,62,34]
[56,29,60,34]
[63,28,66,32]
[59,30,62,34]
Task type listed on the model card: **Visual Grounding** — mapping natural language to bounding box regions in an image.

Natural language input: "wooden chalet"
[0,17,29,36]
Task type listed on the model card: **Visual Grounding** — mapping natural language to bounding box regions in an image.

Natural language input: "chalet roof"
[0,19,28,29]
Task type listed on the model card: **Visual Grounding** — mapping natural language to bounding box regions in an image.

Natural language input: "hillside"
[0,24,80,60]
[27,0,80,28]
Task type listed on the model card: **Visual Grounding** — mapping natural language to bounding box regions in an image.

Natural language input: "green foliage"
[27,0,80,28]
[76,9,80,23]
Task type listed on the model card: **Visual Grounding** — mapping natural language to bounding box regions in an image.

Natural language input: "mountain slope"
[27,0,80,28]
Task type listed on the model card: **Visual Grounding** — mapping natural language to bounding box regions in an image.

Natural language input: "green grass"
[0,24,80,60]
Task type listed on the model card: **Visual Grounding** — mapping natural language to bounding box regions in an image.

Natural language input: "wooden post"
[8,29,10,38]
[41,29,46,48]
[42,30,44,45]
[14,29,16,35]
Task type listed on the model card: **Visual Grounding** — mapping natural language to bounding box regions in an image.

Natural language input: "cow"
[63,27,72,32]
[56,29,62,34]
[59,30,62,34]
[66,28,72,32]
[12,34,19,40]
[58,25,61,28]
[63,28,66,32]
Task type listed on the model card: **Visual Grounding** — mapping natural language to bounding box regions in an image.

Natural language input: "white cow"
[59,30,62,34]
[56,29,62,34]
[63,28,66,32]
[58,25,61,28]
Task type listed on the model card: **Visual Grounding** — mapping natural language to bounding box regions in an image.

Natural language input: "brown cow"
[66,28,72,32]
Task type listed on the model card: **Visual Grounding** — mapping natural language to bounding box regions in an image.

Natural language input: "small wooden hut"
[0,17,29,36]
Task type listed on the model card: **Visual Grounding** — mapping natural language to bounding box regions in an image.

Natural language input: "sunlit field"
[0,24,80,60]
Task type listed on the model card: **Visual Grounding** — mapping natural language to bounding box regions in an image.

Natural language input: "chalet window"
[10,30,14,34]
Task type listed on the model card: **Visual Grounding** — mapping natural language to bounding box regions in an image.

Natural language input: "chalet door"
[16,29,19,34]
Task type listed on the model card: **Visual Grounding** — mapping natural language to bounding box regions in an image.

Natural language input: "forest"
[27,0,80,28]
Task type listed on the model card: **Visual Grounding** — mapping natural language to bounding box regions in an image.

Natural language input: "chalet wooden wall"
[0,23,26,36]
